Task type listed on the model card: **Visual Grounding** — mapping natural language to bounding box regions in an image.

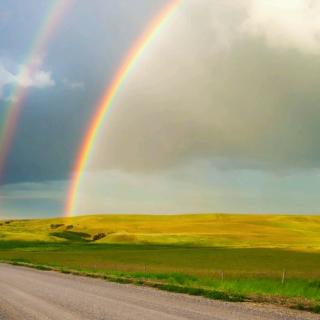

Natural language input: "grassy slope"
[1,214,320,250]
[1,214,320,311]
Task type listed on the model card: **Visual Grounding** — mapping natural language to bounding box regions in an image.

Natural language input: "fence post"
[220,270,224,281]
[281,269,286,284]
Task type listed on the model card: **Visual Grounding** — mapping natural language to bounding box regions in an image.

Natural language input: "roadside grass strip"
[2,260,320,314]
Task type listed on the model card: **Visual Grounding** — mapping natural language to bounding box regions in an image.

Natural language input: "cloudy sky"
[1,0,320,217]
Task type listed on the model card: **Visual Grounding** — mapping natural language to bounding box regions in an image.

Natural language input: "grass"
[1,213,320,250]
[1,214,320,312]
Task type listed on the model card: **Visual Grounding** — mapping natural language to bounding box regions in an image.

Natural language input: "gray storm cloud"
[88,0,320,174]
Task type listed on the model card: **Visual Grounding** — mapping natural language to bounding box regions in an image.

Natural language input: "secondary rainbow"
[65,0,180,216]
[0,0,73,176]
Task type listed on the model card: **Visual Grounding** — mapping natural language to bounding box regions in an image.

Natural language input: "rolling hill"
[1,214,320,251]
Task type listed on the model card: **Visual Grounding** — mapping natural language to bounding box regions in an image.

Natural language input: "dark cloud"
[0,0,167,185]
[90,1,320,173]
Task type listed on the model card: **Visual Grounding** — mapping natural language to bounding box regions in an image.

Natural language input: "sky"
[1,0,320,217]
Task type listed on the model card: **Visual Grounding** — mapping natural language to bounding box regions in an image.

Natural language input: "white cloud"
[0,64,15,98]
[17,69,55,88]
[0,64,14,83]
[242,0,320,53]
[0,62,55,99]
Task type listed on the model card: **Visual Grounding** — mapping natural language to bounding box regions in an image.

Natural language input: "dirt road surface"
[0,264,318,320]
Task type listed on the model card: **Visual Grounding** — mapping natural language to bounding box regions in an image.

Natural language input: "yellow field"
[1,214,320,251]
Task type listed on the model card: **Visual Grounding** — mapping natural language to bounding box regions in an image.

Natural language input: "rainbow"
[65,0,180,216]
[0,0,73,176]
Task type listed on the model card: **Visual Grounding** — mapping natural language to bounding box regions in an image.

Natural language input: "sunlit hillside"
[1,214,320,251]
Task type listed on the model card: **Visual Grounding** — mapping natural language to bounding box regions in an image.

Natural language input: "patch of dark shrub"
[50,224,64,229]
[50,231,91,241]
[92,233,106,241]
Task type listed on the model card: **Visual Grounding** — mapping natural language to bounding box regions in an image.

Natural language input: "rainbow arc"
[65,0,180,216]
[0,1,73,176]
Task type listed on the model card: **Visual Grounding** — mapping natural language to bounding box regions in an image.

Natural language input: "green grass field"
[1,214,320,311]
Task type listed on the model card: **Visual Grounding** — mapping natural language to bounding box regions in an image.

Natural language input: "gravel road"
[0,264,318,320]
